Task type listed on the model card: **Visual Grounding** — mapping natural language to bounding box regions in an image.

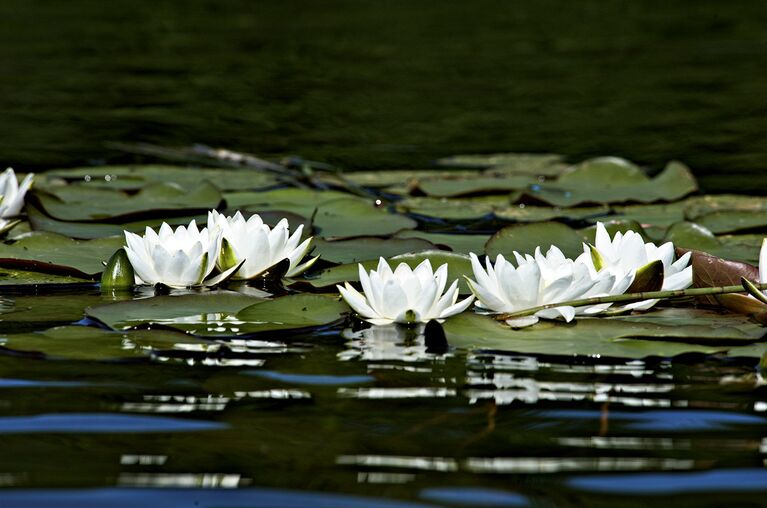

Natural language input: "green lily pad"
[235,294,349,331]
[342,169,479,188]
[86,291,346,337]
[693,210,767,235]
[683,194,767,218]
[394,230,490,254]
[396,196,509,220]
[46,165,281,192]
[224,187,354,210]
[610,201,689,228]
[436,153,566,177]
[34,181,222,222]
[444,309,765,359]
[0,325,217,361]
[27,202,207,240]
[0,294,105,331]
[0,268,91,287]
[312,236,439,264]
[526,159,698,206]
[300,250,474,293]
[664,222,758,264]
[308,198,417,239]
[494,204,610,222]
[485,222,585,259]
[86,291,263,332]
[0,233,124,278]
[415,176,534,198]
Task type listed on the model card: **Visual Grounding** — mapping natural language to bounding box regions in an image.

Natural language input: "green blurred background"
[1,0,766,191]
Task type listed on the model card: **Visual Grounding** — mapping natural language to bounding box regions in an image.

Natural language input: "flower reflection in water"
[338,323,452,363]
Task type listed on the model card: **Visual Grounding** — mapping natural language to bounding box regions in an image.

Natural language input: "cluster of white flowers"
[0,168,33,232]
[123,211,317,288]
[341,222,693,327]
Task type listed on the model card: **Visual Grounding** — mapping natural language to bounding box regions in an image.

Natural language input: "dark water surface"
[2,1,767,191]
[1,1,767,506]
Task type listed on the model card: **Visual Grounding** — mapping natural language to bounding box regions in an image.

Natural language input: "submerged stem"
[496,278,767,321]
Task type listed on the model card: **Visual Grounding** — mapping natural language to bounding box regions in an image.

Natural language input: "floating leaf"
[436,153,566,177]
[46,165,281,192]
[34,181,222,222]
[235,294,349,331]
[485,222,585,259]
[667,223,758,264]
[224,187,353,210]
[494,204,609,223]
[0,294,105,331]
[415,176,534,198]
[0,233,124,278]
[341,169,479,188]
[526,159,697,206]
[394,230,490,254]
[312,237,439,264]
[0,325,215,361]
[444,310,765,359]
[86,291,346,337]
[306,198,417,239]
[86,291,263,333]
[396,196,507,220]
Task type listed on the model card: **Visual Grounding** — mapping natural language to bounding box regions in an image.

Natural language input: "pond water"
[1,1,767,507]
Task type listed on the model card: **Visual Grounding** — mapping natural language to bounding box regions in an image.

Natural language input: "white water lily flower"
[0,167,33,218]
[208,210,318,279]
[467,247,626,327]
[337,258,474,325]
[576,222,693,310]
[124,220,221,288]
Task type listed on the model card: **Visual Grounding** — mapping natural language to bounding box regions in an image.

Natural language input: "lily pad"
[308,198,417,239]
[485,222,585,259]
[86,292,346,337]
[494,204,610,223]
[342,169,479,188]
[665,222,758,264]
[415,176,534,198]
[525,159,697,206]
[693,210,767,235]
[0,294,104,331]
[396,196,509,220]
[46,165,281,192]
[0,269,92,287]
[312,236,439,264]
[444,309,765,359]
[34,181,222,222]
[27,202,206,240]
[300,250,474,293]
[235,294,349,331]
[0,233,124,278]
[224,187,354,210]
[86,291,263,333]
[0,325,215,361]
[395,230,491,254]
[436,153,566,177]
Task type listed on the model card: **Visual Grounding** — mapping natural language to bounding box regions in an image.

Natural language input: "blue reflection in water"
[244,370,375,385]
[421,487,530,507]
[0,487,433,508]
[538,409,767,431]
[0,413,226,433]
[0,378,88,388]
[568,468,767,494]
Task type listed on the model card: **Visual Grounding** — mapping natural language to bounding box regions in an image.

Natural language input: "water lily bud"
[101,248,135,289]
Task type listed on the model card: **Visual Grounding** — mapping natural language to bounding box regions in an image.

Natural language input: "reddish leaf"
[676,247,759,305]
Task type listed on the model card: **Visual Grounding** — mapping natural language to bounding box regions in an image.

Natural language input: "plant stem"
[497,279,767,321]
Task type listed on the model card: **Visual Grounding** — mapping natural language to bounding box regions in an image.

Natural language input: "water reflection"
[339,324,451,363]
